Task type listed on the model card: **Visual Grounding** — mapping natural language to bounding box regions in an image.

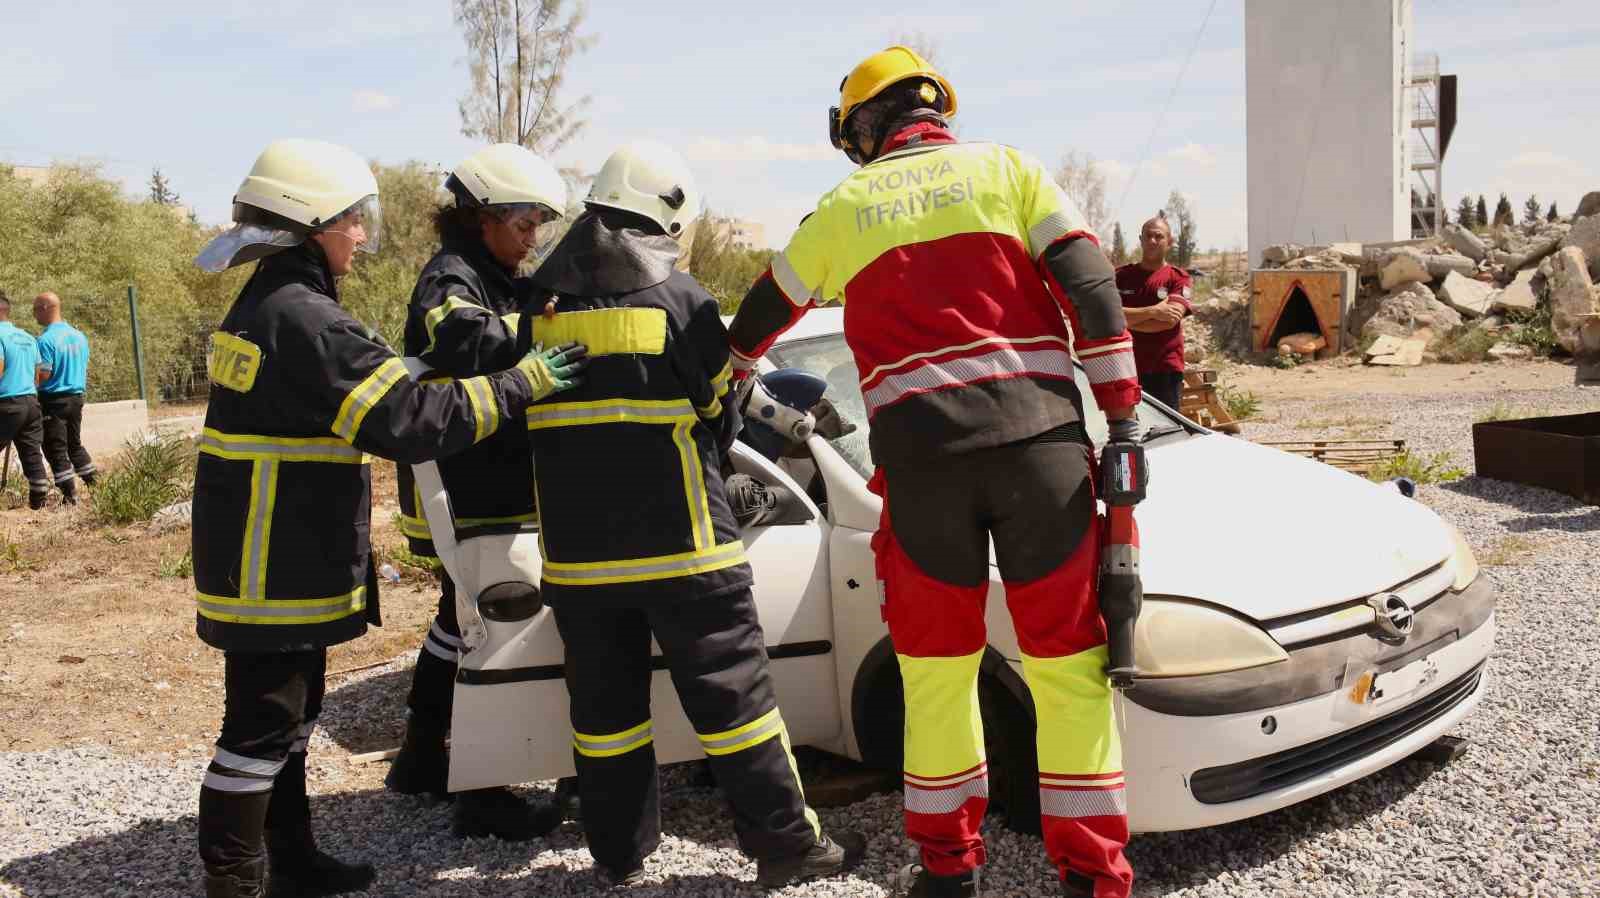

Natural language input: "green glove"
[517,341,590,400]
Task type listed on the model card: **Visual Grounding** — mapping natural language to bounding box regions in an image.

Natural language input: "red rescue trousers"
[871,429,1133,898]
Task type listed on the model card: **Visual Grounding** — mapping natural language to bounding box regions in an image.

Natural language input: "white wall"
[1246,0,1412,264]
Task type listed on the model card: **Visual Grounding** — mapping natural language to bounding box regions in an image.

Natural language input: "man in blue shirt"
[33,292,96,503]
[0,290,51,509]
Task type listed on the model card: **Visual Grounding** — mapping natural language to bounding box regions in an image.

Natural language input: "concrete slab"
[79,400,151,462]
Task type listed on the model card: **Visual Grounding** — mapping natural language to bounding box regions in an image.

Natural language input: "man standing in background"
[1115,216,1192,410]
[33,292,95,505]
[0,290,51,509]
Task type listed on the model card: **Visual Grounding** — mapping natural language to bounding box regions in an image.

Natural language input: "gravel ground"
[4,386,1599,898]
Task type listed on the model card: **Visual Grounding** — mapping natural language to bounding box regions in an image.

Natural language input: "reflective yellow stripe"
[453,511,539,528]
[673,421,712,550]
[530,307,667,356]
[573,720,654,758]
[331,357,408,442]
[500,312,522,334]
[897,649,985,778]
[423,296,483,355]
[779,723,823,839]
[694,396,723,420]
[461,375,499,442]
[710,360,733,398]
[399,513,432,540]
[542,541,747,586]
[239,460,280,600]
[525,397,696,430]
[1021,646,1121,776]
[196,586,367,625]
[697,707,785,756]
[199,428,369,464]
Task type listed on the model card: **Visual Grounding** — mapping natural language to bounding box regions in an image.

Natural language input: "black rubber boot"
[895,864,981,897]
[27,490,47,510]
[384,713,450,801]
[755,830,867,888]
[264,824,375,897]
[555,775,581,821]
[451,787,563,841]
[596,862,646,889]
[205,858,268,898]
[59,481,77,506]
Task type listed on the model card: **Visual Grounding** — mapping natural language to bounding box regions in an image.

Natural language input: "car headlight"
[1444,521,1480,591]
[1133,599,1289,678]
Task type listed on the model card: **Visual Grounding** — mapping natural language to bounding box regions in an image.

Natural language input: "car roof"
[722,306,844,346]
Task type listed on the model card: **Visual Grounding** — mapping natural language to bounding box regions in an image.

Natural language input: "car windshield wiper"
[1142,424,1187,443]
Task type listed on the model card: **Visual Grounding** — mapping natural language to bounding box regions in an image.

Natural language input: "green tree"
[1547,201,1559,222]
[1476,195,1488,227]
[455,0,594,155]
[148,167,179,206]
[1164,190,1196,268]
[1455,195,1477,228]
[339,161,449,348]
[1523,194,1543,225]
[1493,193,1515,228]
[1054,150,1110,238]
[1110,222,1127,265]
[688,212,774,314]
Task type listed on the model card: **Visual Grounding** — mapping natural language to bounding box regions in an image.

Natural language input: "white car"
[420,308,1495,834]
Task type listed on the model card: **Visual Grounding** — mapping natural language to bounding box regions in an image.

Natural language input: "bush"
[688,212,775,314]
[1508,301,1560,356]
[1431,325,1497,363]
[1218,384,1262,420]
[91,432,195,525]
[1368,450,1467,485]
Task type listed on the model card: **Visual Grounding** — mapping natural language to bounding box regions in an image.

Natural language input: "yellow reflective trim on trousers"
[673,421,712,550]
[541,541,747,586]
[331,357,408,442]
[710,360,733,398]
[525,397,697,430]
[399,514,432,540]
[423,296,483,356]
[196,586,366,625]
[530,307,667,356]
[897,649,986,778]
[779,723,823,839]
[461,375,499,443]
[574,720,654,758]
[453,511,539,528]
[199,428,369,464]
[698,707,784,756]
[239,460,280,600]
[1021,646,1121,776]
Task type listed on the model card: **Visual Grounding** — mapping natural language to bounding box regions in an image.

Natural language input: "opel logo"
[1368,593,1416,641]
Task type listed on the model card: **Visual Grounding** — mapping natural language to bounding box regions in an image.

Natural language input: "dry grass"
[1480,535,1542,567]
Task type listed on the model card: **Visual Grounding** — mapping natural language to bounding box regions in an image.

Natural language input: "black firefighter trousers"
[198,650,326,878]
[0,396,49,508]
[553,587,821,872]
[38,392,95,492]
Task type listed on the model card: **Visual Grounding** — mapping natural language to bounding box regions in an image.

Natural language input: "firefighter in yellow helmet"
[385,143,574,840]
[190,138,588,898]
[728,47,1143,898]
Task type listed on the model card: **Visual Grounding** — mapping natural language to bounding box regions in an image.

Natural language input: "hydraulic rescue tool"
[1099,423,1148,689]
[737,372,817,443]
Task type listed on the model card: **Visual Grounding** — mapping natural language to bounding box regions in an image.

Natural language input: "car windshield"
[768,333,1189,478]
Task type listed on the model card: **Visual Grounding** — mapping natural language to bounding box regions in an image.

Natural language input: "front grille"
[1189,661,1485,805]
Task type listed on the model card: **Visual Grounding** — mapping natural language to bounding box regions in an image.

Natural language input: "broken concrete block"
[1443,224,1488,261]
[1361,281,1460,341]
[1364,335,1405,359]
[1438,270,1495,318]
[1488,342,1533,362]
[1380,248,1432,290]
[1366,337,1426,366]
[1261,244,1303,265]
[1329,242,1365,265]
[1561,215,1600,279]
[1576,192,1600,219]
[1502,236,1564,274]
[1549,247,1599,353]
[1492,269,1539,316]
[1425,253,1478,281]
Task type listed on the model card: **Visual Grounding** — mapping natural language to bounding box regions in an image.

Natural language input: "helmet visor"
[326,194,382,255]
[195,223,303,273]
[486,202,563,251]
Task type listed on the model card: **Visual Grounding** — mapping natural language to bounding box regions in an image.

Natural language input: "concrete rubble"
[1360,281,1462,342]
[1547,246,1600,353]
[1437,270,1496,318]
[1379,247,1432,290]
[1363,334,1426,366]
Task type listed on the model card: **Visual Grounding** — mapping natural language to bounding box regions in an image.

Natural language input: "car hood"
[1113,434,1452,621]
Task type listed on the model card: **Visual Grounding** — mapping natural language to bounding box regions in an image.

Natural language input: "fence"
[30,286,211,406]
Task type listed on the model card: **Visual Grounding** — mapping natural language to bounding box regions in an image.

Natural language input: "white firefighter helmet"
[585,140,700,237]
[197,138,381,272]
[447,143,568,222]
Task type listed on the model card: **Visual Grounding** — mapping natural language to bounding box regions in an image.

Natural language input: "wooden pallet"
[1255,438,1407,474]
[1179,369,1242,434]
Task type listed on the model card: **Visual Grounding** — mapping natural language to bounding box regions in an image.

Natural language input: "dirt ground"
[0,459,438,759]
[0,356,1584,760]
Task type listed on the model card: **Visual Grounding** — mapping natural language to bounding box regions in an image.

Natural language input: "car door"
[421,431,837,791]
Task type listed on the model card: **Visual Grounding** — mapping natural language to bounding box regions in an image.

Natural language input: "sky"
[2,0,1596,251]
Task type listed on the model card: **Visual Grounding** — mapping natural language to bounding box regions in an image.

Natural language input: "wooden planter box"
[1472,412,1600,504]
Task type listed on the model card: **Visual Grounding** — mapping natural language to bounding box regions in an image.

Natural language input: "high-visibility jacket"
[522,271,747,608]
[728,126,1140,467]
[192,244,537,653]
[394,237,537,558]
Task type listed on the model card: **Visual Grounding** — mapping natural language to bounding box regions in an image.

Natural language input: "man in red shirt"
[1114,216,1192,410]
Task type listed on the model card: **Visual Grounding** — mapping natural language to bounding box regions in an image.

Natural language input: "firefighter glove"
[517,341,590,400]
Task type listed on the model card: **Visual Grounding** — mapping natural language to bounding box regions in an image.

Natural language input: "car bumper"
[1121,611,1494,832]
